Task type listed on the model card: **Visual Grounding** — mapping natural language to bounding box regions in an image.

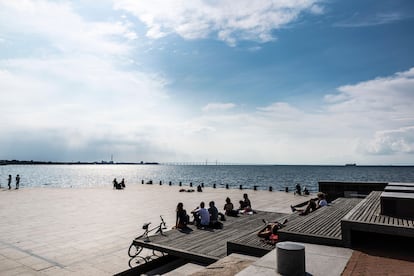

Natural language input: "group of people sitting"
[294,183,310,196]
[113,178,126,190]
[291,192,327,215]
[175,193,254,230]
[175,201,222,230]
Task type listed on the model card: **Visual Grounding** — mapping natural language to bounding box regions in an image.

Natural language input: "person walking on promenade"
[15,174,20,189]
[8,175,12,189]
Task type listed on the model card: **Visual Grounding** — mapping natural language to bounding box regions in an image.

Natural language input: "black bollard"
[254,185,257,191]
[269,186,273,192]
[201,183,204,188]
[169,181,172,186]
[285,187,289,192]
[239,185,243,190]
[142,180,144,184]
[190,182,193,187]
[213,184,216,188]
[159,181,162,185]
[226,184,229,189]
[179,182,182,186]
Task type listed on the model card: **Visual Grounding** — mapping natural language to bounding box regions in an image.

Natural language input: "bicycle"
[128,215,167,258]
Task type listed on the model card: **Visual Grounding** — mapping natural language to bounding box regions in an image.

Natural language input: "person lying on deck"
[174,202,190,229]
[258,218,289,242]
[291,192,327,216]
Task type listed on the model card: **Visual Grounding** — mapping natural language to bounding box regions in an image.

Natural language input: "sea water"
[2,164,414,192]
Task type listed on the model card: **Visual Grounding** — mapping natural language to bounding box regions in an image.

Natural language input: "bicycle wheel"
[152,249,165,258]
[128,242,143,257]
[128,256,147,268]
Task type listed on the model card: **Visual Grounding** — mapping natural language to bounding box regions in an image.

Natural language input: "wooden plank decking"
[131,211,287,264]
[277,197,362,246]
[133,195,403,264]
[341,191,414,246]
[227,212,299,256]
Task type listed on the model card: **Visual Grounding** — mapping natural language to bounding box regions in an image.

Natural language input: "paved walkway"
[342,237,414,276]
[0,184,308,275]
[237,242,353,276]
[342,250,414,276]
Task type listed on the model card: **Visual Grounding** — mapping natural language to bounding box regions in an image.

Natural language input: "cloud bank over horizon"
[1,0,414,165]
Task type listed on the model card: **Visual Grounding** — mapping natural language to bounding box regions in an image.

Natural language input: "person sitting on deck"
[291,192,327,215]
[239,193,251,209]
[208,201,223,228]
[191,201,210,228]
[239,193,254,214]
[174,202,190,229]
[317,192,328,207]
[224,197,239,217]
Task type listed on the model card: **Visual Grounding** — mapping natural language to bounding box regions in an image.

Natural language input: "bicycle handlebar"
[142,216,166,229]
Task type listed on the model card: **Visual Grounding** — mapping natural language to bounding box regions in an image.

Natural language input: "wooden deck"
[277,197,362,246]
[341,191,414,247]
[227,212,298,256]
[131,211,287,264]
[388,182,414,187]
[132,194,412,265]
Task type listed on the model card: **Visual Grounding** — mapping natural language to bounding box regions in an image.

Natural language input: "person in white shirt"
[291,192,328,216]
[317,192,328,207]
[191,201,210,228]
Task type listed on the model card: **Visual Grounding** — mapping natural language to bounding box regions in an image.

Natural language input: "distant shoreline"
[1,160,413,167]
[0,160,159,165]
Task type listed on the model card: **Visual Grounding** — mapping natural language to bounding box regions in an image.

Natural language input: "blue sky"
[1,0,414,165]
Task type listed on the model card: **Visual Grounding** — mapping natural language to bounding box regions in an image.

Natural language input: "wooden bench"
[384,185,414,193]
[380,191,414,218]
[388,182,414,187]
[276,197,362,246]
[341,191,414,247]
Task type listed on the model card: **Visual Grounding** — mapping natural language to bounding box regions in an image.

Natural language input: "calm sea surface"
[1,165,414,192]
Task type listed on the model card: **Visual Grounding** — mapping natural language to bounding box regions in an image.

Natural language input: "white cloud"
[1,1,413,165]
[202,102,236,112]
[0,0,180,161]
[113,0,323,45]
[171,68,414,164]
[335,12,409,28]
[364,127,414,155]
[0,0,134,56]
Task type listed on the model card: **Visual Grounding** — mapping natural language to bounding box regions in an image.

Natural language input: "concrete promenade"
[0,184,309,275]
